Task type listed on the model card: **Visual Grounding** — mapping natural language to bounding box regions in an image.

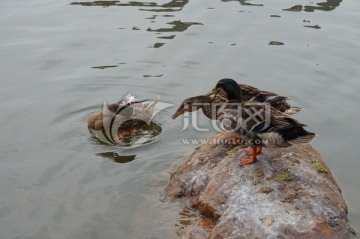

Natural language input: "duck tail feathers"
[287,132,316,144]
[278,126,316,145]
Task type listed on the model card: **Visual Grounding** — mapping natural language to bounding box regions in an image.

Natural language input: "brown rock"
[165,133,350,239]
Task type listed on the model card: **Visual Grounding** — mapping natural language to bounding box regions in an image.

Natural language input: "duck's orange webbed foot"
[240,157,257,166]
[240,147,258,166]
[245,146,262,155]
[117,129,138,139]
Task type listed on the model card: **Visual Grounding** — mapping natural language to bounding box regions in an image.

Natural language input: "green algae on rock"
[311,159,329,174]
[259,217,275,226]
[273,171,294,181]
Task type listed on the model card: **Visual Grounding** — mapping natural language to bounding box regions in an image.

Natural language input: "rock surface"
[165,133,350,239]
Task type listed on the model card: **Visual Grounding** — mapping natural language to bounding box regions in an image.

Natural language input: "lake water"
[0,0,359,238]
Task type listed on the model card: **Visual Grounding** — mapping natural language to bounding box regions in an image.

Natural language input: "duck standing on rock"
[171,78,301,120]
[206,78,316,166]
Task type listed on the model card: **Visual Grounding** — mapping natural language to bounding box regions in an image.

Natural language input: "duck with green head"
[171,78,301,121]
[206,78,316,166]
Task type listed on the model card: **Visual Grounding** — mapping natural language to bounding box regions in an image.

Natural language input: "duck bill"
[171,106,185,119]
[205,89,217,96]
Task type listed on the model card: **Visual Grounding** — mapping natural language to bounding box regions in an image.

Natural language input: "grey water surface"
[0,0,359,238]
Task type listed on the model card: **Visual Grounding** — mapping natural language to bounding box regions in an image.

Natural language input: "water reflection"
[174,208,198,232]
[70,0,189,12]
[89,121,163,148]
[142,74,163,77]
[269,41,284,46]
[158,35,176,39]
[305,0,342,12]
[283,5,302,12]
[96,152,136,163]
[284,0,342,12]
[146,14,174,20]
[70,1,121,7]
[70,0,197,48]
[149,0,188,12]
[91,65,118,69]
[147,21,203,33]
[221,0,263,7]
[151,43,166,48]
[304,24,321,29]
[146,21,203,47]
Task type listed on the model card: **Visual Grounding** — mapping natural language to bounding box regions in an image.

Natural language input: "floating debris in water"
[269,41,285,46]
[270,15,281,18]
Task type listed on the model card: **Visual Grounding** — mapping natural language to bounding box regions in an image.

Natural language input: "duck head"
[207,78,242,101]
[171,95,212,119]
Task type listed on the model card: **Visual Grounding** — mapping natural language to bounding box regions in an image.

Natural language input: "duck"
[171,95,218,119]
[88,94,159,142]
[171,78,300,120]
[205,78,316,166]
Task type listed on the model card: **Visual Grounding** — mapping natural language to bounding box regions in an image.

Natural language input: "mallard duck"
[171,95,218,119]
[171,78,300,120]
[88,94,159,142]
[206,78,316,166]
